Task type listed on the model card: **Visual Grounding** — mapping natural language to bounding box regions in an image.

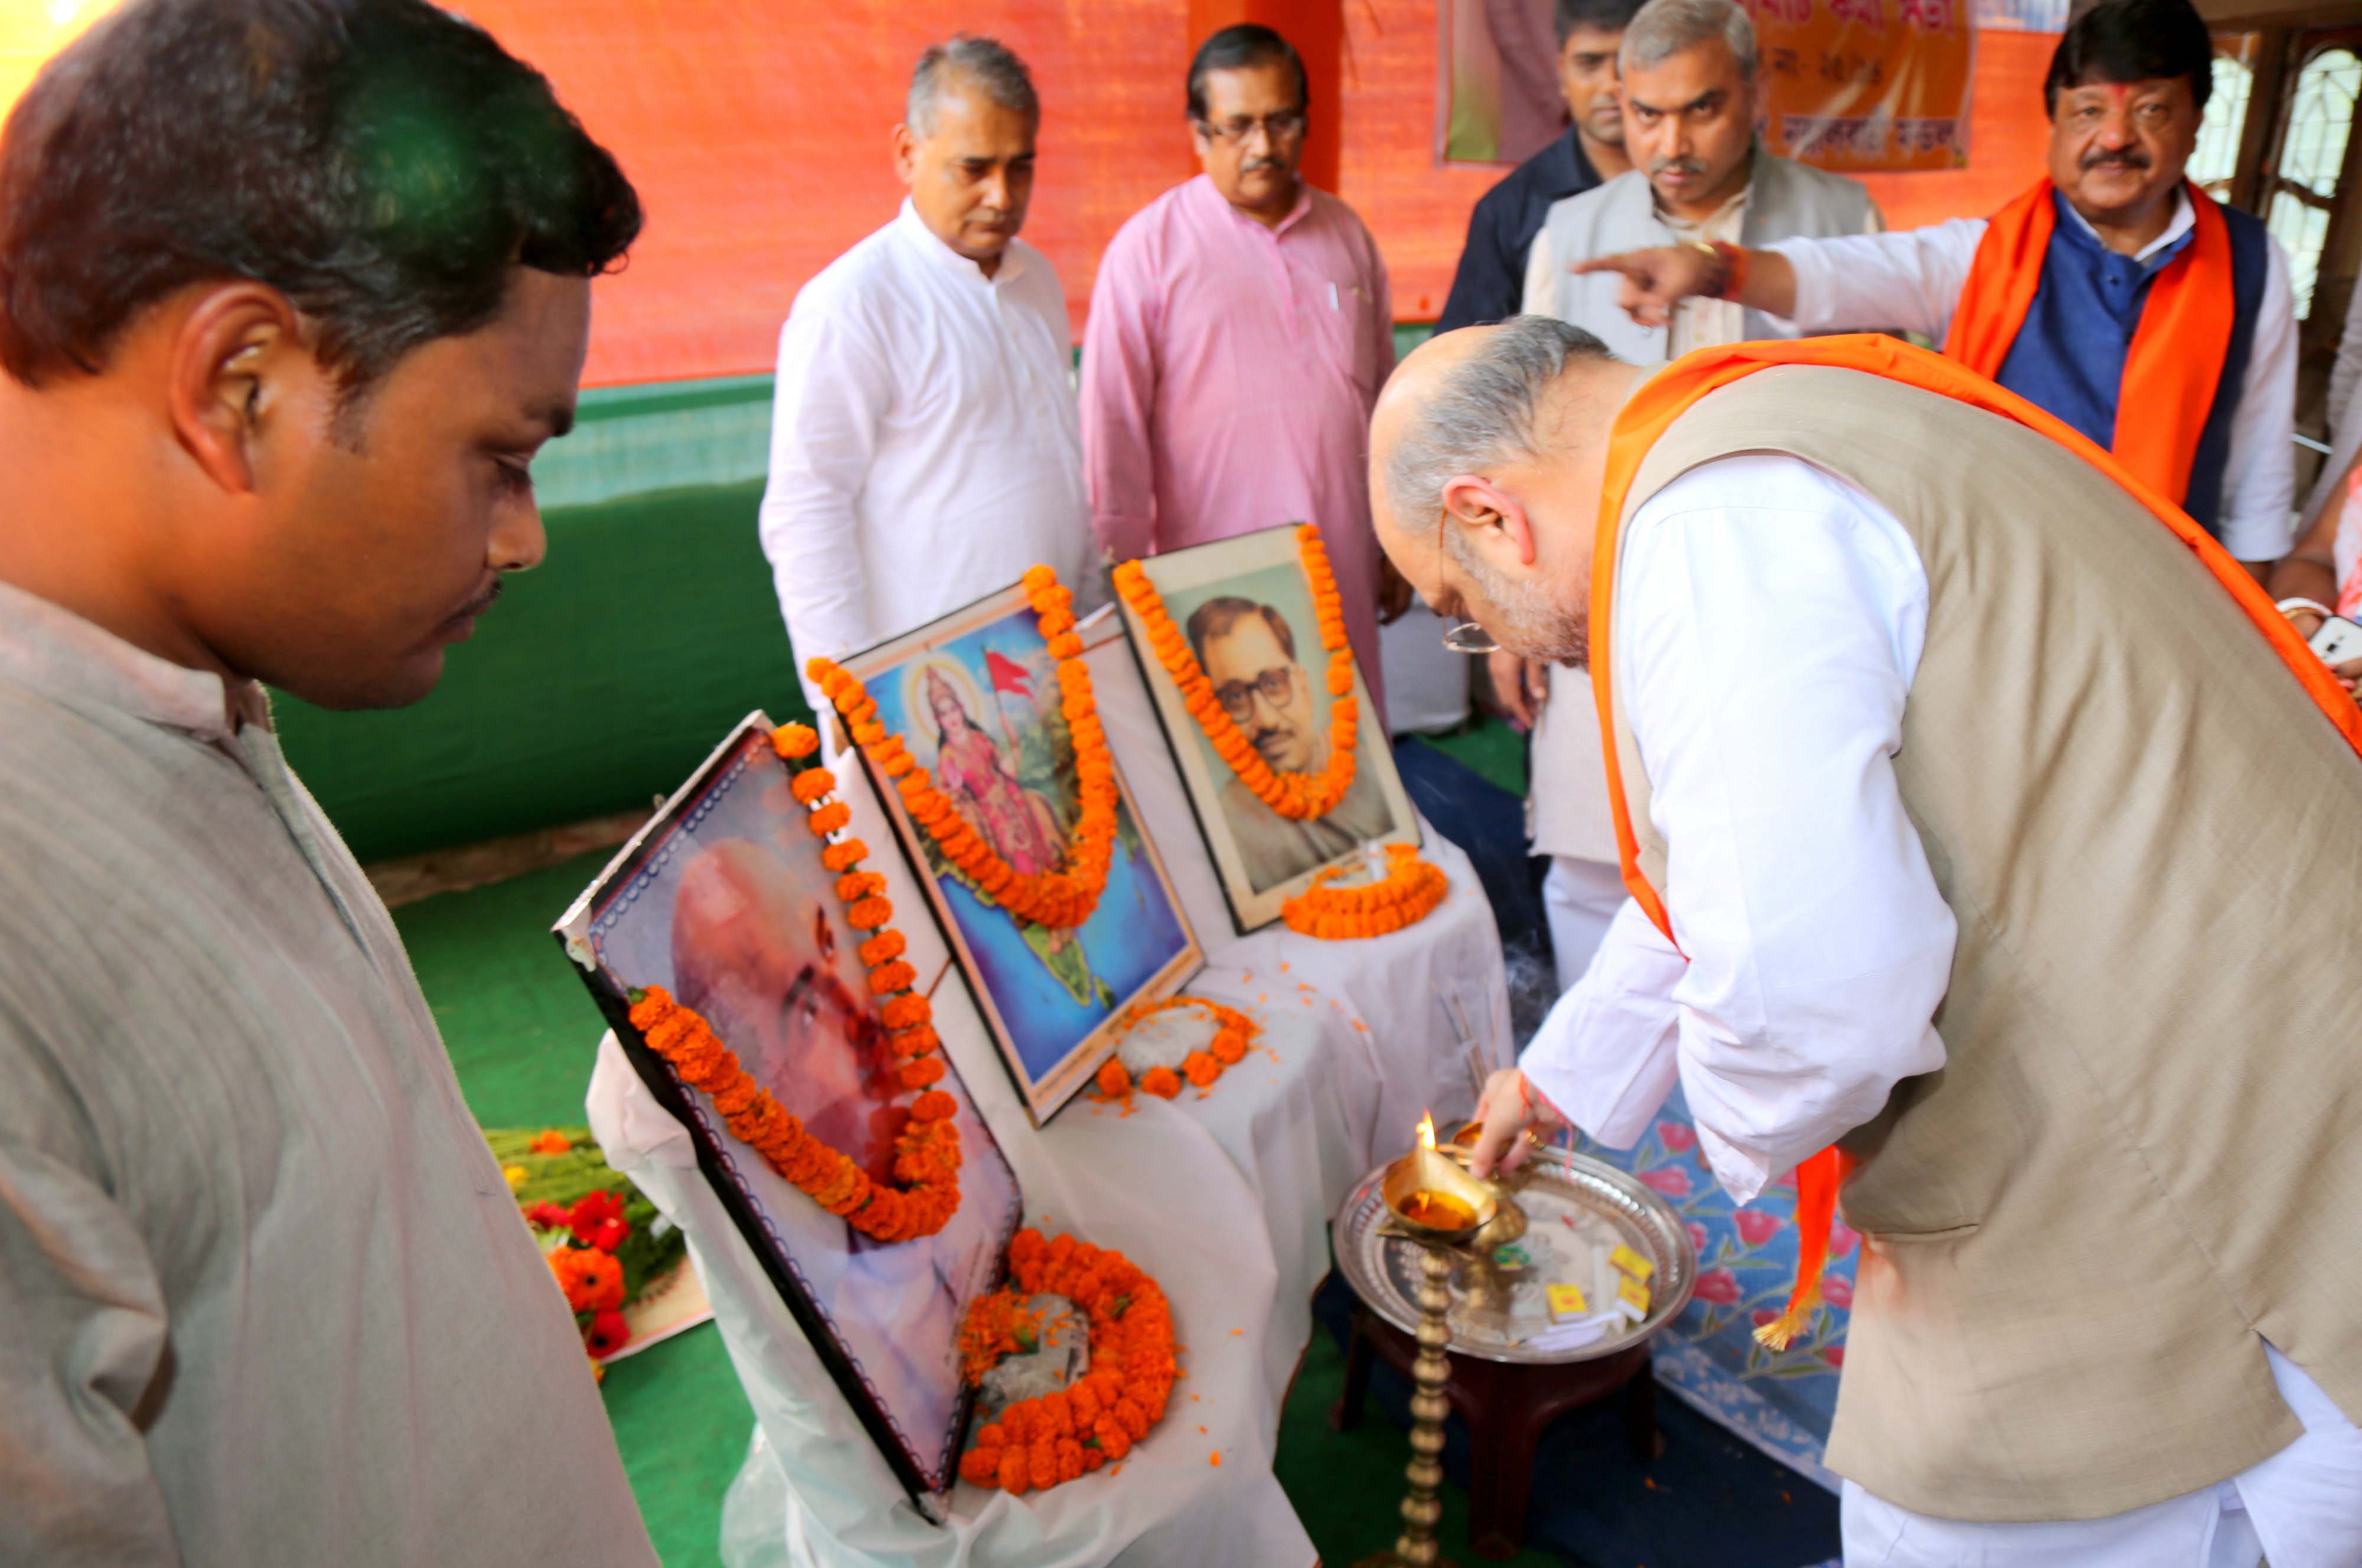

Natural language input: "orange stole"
[1943,178,2236,513]
[1589,335,2362,1348]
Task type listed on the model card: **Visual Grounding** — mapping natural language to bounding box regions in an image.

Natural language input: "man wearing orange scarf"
[1369,315,2362,1562]
[1570,0,2296,576]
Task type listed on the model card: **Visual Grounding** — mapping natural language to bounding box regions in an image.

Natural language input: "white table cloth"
[582,614,1510,1566]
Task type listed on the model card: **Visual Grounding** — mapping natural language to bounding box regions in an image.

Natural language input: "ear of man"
[164,282,319,501]
[1438,472,1541,569]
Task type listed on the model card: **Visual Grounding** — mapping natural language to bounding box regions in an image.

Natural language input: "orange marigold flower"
[1210,1029,1248,1065]
[528,1129,572,1154]
[911,1090,958,1122]
[882,994,932,1031]
[858,930,906,966]
[1182,1050,1221,1087]
[805,802,852,836]
[960,1447,1001,1486]
[848,896,893,930]
[867,959,916,995]
[771,722,820,759]
[997,1448,1030,1493]
[836,870,883,901]
[1095,1058,1131,1098]
[790,769,836,805]
[1140,1067,1182,1099]
[899,1056,947,1090]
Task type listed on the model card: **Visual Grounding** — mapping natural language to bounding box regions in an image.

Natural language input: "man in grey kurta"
[0,1,657,1560]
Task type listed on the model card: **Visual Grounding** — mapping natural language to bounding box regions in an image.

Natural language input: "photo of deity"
[556,717,1024,1515]
[842,586,1202,1123]
[1117,525,1418,933]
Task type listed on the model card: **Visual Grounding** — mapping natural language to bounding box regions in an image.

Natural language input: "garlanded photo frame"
[1115,524,1419,934]
[554,715,1024,1519]
[840,584,1202,1124]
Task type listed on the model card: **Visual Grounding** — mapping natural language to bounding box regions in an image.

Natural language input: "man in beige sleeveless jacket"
[1368,316,2362,1564]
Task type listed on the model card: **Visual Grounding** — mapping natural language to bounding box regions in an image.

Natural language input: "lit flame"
[1416,1111,1436,1151]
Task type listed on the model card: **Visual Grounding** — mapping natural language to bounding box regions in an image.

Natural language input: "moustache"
[1250,721,1296,748]
[459,578,504,619]
[2080,149,2151,172]
[1649,156,1708,178]
[1241,158,1285,174]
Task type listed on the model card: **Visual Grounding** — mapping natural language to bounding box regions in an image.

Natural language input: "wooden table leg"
[1348,1313,1658,1560]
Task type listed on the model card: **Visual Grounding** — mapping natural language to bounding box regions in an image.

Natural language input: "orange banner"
[1750,0,1977,171]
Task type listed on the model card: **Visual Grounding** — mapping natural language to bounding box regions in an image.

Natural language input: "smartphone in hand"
[2309,615,2362,667]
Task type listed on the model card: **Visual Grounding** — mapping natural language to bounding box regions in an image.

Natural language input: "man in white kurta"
[759,38,1095,705]
[1367,318,2362,1566]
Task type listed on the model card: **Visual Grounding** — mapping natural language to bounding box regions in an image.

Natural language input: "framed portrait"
[554,716,1025,1519]
[1114,524,1420,934]
[840,586,1202,1125]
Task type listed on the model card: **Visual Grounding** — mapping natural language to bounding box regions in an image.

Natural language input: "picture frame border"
[1111,523,1423,935]
[552,713,1026,1520]
[839,583,1203,1126]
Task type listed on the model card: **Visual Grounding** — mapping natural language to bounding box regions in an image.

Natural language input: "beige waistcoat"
[1604,365,2362,1521]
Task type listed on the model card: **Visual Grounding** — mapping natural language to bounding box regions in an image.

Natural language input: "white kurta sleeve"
[1545,456,1958,1204]
[2217,237,2299,562]
[1519,896,1685,1147]
[756,294,894,691]
[1767,217,1985,341]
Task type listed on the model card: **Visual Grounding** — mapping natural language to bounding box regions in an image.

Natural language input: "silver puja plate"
[1335,1142,1698,1364]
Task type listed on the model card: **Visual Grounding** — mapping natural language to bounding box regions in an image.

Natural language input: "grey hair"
[908,35,1039,136]
[1619,0,1757,82]
[1384,316,1611,531]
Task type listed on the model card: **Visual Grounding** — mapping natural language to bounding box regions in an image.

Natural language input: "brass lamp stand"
[1352,1121,1523,1568]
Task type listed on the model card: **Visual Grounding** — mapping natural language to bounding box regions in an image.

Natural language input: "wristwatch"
[2277,596,2334,620]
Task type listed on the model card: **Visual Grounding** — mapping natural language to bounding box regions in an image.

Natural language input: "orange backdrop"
[2,2,2057,387]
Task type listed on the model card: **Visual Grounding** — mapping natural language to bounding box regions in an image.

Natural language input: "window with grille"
[2190,40,2257,198]
[2267,46,2361,321]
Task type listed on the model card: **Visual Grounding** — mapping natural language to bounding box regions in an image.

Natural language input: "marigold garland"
[955,1230,1178,1494]
[618,719,964,1244]
[1114,524,1358,820]
[806,567,1120,932]
[1093,995,1262,1100]
[1280,842,1448,940]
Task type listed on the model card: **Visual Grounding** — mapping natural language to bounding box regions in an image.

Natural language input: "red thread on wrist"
[1712,240,1750,302]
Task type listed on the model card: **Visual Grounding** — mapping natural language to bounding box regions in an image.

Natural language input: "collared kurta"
[759,200,1097,705]
[1080,174,1395,717]
[0,583,655,1567]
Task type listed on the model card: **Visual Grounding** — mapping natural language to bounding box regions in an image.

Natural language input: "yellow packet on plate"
[1610,1244,1655,1283]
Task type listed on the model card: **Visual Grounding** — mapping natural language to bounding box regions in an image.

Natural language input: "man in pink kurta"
[1081,23,1397,716]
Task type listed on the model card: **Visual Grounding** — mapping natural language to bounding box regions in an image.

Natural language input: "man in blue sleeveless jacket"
[1570,0,2295,575]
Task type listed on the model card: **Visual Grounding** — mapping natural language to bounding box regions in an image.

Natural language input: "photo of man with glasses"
[1081,22,1399,722]
[1186,594,1398,894]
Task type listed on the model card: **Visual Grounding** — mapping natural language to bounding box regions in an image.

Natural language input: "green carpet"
[1415,716,1527,798]
[399,831,1557,1566]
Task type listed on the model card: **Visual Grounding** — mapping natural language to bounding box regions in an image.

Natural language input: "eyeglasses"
[1431,503,1502,655]
[1213,666,1296,721]
[1195,110,1307,146]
